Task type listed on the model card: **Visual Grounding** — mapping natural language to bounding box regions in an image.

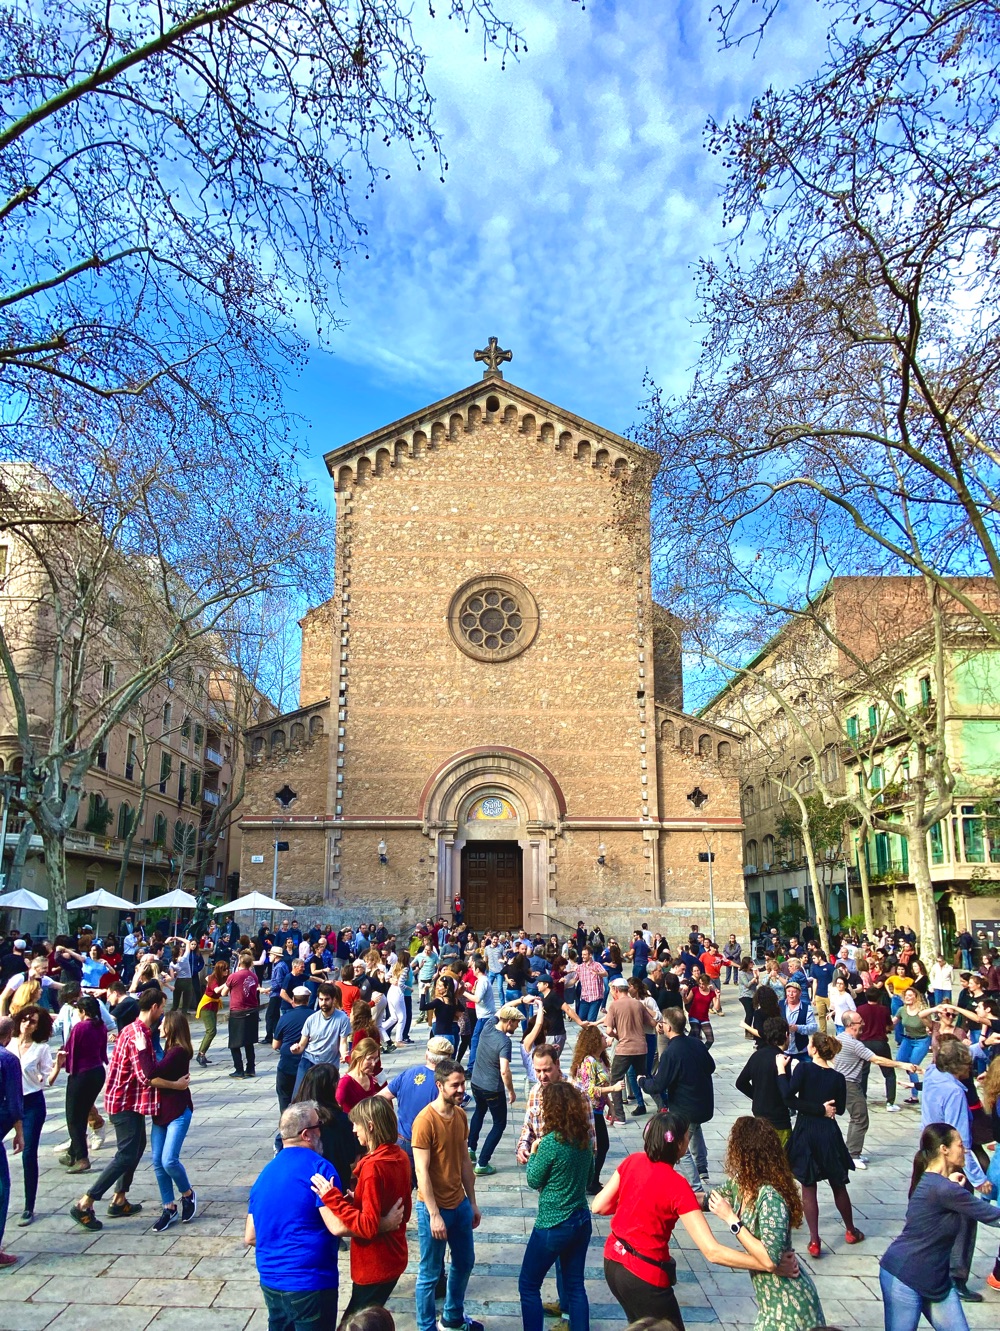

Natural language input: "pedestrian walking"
[467,1004,520,1177]
[412,1057,483,1331]
[518,1080,595,1331]
[221,950,260,1079]
[150,1010,196,1231]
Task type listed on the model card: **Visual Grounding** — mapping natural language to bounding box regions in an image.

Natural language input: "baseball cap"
[497,1005,523,1021]
[13,939,27,950]
[610,977,629,989]
[292,985,311,998]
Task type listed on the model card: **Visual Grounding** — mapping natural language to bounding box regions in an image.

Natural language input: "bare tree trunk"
[39,823,69,935]
[8,819,34,894]
[907,824,939,957]
[855,826,875,938]
[801,822,831,958]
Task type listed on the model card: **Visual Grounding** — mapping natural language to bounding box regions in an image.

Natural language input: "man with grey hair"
[380,1036,456,1184]
[835,1011,920,1169]
[246,1101,404,1331]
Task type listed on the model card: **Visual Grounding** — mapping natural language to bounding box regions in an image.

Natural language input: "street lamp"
[700,826,717,941]
[597,842,606,867]
[377,838,388,865]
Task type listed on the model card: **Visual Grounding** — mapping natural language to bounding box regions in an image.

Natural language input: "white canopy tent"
[65,888,136,912]
[144,889,197,910]
[0,888,48,912]
[214,891,292,914]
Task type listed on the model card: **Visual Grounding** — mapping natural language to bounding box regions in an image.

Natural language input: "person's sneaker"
[90,1122,105,1151]
[106,1201,142,1218]
[986,1273,1000,1291]
[152,1207,179,1233]
[438,1322,485,1331]
[228,1070,244,1078]
[58,1151,74,1167]
[469,1147,477,1163]
[885,1103,901,1112]
[541,1303,564,1318]
[242,1071,256,1078]
[181,1191,197,1223]
[70,1204,103,1231]
[51,1139,73,1155]
[474,1163,496,1176]
[629,1106,647,1116]
[67,1159,91,1174]
[196,1054,208,1067]
[902,1097,919,1106]
[608,1116,627,1126]
[851,1157,867,1170]
[0,1251,18,1267]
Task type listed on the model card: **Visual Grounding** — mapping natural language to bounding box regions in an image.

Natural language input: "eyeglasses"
[302,1121,321,1133]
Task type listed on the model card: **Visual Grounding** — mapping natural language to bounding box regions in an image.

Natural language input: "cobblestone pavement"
[2,1002,1000,1331]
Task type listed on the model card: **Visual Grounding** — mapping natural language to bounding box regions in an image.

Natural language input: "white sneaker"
[90,1124,106,1151]
[51,1140,72,1155]
[852,1157,868,1170]
[886,1104,901,1113]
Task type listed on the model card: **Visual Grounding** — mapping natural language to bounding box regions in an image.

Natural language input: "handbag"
[610,1232,677,1286]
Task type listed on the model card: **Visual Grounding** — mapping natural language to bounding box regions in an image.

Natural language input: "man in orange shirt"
[699,944,725,1002]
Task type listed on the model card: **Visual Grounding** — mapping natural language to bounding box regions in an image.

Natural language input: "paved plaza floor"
[2,1003,1000,1331]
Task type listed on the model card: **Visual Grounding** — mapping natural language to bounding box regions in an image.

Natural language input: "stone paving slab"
[4,1003,1000,1330]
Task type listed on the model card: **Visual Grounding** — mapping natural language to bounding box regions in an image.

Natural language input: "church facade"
[238,351,749,939]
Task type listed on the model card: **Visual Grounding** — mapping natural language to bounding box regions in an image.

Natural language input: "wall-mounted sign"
[250,855,264,864]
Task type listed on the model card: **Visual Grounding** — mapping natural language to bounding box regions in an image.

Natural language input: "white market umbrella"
[213,890,292,914]
[0,888,48,912]
[145,889,197,910]
[65,888,136,912]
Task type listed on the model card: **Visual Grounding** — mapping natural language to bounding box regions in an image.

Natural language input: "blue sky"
[291,0,825,477]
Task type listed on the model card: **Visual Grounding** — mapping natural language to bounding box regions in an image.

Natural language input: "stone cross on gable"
[474,337,512,378]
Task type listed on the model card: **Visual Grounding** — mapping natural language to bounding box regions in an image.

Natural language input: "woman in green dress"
[709,1116,824,1331]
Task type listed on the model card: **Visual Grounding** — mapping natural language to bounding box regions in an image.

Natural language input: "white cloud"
[310,0,826,437]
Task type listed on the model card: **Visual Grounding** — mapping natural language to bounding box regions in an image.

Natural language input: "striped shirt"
[103,1019,157,1116]
[576,960,607,1003]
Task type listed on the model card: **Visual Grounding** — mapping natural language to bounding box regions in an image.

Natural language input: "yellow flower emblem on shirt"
[414,1072,426,1084]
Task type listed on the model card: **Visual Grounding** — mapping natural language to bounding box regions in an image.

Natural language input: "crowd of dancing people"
[3,912,1000,1331]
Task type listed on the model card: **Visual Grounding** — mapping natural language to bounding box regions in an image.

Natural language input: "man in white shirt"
[467,958,497,1073]
[289,983,351,1094]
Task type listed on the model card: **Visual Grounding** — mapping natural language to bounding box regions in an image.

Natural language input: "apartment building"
[0,481,267,921]
[702,578,1000,941]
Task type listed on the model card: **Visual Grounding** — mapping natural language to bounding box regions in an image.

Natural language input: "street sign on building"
[250,854,264,864]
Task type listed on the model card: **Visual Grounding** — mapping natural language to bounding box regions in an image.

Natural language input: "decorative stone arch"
[419,746,566,931]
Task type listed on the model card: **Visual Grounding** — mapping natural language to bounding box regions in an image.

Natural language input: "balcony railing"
[205,747,223,767]
[202,788,221,807]
[202,874,217,888]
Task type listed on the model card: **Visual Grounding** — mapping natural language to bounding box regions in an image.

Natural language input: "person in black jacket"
[640,1007,715,1195]
[735,1016,793,1145]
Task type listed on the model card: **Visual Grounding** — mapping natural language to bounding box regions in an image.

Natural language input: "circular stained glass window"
[447,575,540,663]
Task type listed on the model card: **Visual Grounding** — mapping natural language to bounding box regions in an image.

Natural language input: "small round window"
[448,575,539,663]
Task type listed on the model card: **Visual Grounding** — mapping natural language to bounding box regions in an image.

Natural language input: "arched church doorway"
[461,842,523,930]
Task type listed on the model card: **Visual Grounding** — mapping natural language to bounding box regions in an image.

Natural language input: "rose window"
[448,575,539,663]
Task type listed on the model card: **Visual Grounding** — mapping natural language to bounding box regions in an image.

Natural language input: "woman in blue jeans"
[12,1005,58,1225]
[150,1011,196,1231]
[895,989,933,1105]
[519,1081,595,1331]
[879,1121,1000,1331]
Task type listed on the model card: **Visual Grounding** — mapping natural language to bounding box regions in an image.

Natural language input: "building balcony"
[205,747,223,767]
[202,788,221,807]
[202,874,217,888]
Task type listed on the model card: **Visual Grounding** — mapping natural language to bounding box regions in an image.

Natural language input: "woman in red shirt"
[685,975,722,1048]
[220,951,259,1079]
[312,1095,410,1317]
[336,1039,383,1112]
[593,1110,789,1326]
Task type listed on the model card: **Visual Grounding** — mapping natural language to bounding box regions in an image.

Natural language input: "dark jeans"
[0,1136,9,1249]
[340,1276,399,1321]
[578,998,602,1023]
[264,995,283,1042]
[591,1110,609,1188]
[468,1086,508,1166]
[402,994,413,1041]
[861,1038,896,1105]
[605,1256,683,1329]
[89,1110,147,1201]
[260,1283,338,1331]
[519,1207,592,1331]
[232,1039,256,1076]
[21,1091,45,1214]
[66,1067,105,1163]
[172,977,195,1011]
[610,1053,647,1118]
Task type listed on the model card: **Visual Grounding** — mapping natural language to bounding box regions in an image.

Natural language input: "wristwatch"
[730,1220,743,1236]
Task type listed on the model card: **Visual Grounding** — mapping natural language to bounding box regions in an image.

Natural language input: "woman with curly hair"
[518,1080,596,1331]
[708,1117,823,1331]
[570,1024,624,1195]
